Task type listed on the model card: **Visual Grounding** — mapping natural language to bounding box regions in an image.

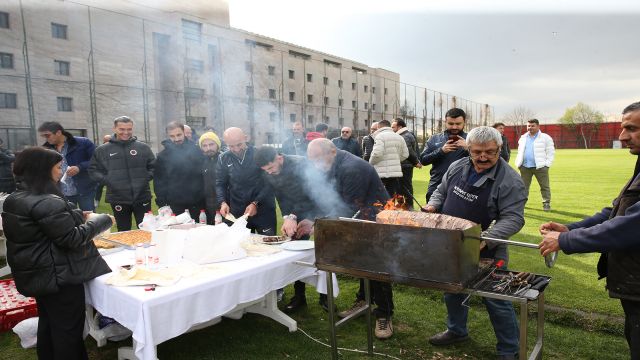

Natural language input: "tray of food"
[96,230,152,250]
[250,234,291,245]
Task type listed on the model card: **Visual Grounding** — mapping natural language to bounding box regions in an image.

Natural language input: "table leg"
[245,290,297,332]
[85,305,107,347]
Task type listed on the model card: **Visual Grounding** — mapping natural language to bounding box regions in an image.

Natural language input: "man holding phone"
[420,108,469,202]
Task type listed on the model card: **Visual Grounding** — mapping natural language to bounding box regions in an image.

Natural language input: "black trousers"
[168,202,205,222]
[621,299,640,360]
[398,166,415,209]
[111,202,151,231]
[35,284,88,360]
[381,177,401,198]
[356,279,394,318]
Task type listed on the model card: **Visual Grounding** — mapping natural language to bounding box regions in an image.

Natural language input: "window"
[51,23,67,39]
[0,52,13,69]
[384,88,388,95]
[351,83,356,90]
[289,92,295,101]
[269,112,277,122]
[0,12,8,29]
[338,80,343,88]
[372,104,376,111]
[364,102,368,110]
[0,128,31,151]
[338,117,344,126]
[308,115,314,123]
[0,93,17,108]
[268,89,276,99]
[268,65,275,75]
[54,60,70,76]
[245,86,253,96]
[323,77,328,85]
[57,97,72,112]
[352,100,356,108]
[289,113,296,122]
[185,87,205,99]
[338,99,343,107]
[307,94,313,103]
[186,116,205,127]
[306,73,312,82]
[182,19,202,42]
[188,59,204,73]
[245,61,253,72]
[324,97,329,105]
[372,87,376,94]
[384,104,388,111]
[364,85,368,93]
[288,70,295,79]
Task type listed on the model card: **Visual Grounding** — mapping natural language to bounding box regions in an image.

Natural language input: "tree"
[502,106,536,135]
[559,102,604,149]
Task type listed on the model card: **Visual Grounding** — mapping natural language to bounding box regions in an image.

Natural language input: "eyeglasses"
[469,148,500,158]
[341,131,350,134]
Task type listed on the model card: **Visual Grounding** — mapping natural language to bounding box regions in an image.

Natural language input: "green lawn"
[0,149,635,359]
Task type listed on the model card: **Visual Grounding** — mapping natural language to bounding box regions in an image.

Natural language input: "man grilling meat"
[305,138,395,340]
[423,126,527,360]
[254,146,329,313]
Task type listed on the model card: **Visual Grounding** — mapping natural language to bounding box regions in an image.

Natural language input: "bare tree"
[502,106,536,135]
[559,102,604,149]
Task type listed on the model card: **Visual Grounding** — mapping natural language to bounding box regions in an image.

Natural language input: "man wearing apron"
[422,126,527,360]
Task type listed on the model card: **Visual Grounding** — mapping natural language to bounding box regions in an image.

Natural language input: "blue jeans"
[67,191,96,212]
[444,292,519,356]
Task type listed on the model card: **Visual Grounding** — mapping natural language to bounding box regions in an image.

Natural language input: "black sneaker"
[428,330,469,346]
[284,295,307,313]
[337,299,367,318]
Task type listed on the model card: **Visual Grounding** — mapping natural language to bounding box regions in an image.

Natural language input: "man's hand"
[441,140,458,154]
[454,138,466,148]
[219,202,230,216]
[415,163,423,169]
[295,219,314,239]
[281,218,297,237]
[66,166,80,177]
[539,221,569,233]
[244,202,258,217]
[421,205,436,213]
[83,211,93,221]
[539,231,561,256]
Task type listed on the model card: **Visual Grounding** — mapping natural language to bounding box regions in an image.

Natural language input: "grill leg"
[326,271,339,360]
[530,293,545,360]
[364,278,373,355]
[519,299,528,360]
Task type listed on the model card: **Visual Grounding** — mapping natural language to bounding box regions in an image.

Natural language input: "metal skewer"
[473,236,558,268]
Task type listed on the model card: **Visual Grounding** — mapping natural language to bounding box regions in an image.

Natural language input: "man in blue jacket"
[216,127,276,235]
[420,108,468,202]
[39,122,97,211]
[539,101,640,360]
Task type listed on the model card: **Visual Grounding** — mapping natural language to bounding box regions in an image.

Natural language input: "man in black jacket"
[216,127,276,234]
[281,121,308,156]
[493,122,511,162]
[306,139,395,340]
[331,127,362,157]
[362,122,378,162]
[154,122,206,221]
[0,139,15,194]
[199,131,221,224]
[392,118,422,208]
[89,116,155,231]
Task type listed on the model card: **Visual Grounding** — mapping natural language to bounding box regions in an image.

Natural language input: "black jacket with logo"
[154,139,206,208]
[88,136,155,205]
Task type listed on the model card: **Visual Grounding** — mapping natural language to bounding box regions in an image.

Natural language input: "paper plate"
[280,241,315,251]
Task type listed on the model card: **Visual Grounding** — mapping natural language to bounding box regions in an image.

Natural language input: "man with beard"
[89,116,155,231]
[199,132,222,224]
[154,121,206,220]
[539,102,640,360]
[420,108,468,202]
[305,139,395,340]
[392,118,422,208]
[424,126,526,360]
[254,146,329,312]
[216,127,276,235]
[492,122,511,162]
[281,121,308,156]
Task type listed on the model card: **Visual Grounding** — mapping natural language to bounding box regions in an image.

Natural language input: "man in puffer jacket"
[369,120,409,197]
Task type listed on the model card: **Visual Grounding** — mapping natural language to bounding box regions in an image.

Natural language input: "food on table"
[103,230,152,247]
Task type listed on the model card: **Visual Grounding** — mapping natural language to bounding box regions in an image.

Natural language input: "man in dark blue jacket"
[420,108,468,202]
[539,101,640,360]
[38,122,97,211]
[216,127,276,235]
[331,127,362,157]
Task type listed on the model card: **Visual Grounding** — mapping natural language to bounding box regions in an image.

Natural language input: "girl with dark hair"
[1,147,113,360]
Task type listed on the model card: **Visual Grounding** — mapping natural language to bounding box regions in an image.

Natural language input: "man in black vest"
[424,126,526,360]
[539,101,640,360]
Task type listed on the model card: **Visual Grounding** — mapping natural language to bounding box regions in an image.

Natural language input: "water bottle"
[214,211,222,225]
[135,243,145,266]
[199,209,207,224]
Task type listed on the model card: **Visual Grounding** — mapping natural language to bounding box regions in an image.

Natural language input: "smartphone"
[448,134,461,141]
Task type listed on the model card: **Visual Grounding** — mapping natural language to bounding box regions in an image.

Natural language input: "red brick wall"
[503,122,622,149]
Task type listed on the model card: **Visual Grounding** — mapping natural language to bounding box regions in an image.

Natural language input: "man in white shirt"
[514,119,555,211]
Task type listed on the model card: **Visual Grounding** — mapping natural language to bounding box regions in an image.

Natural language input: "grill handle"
[475,236,558,268]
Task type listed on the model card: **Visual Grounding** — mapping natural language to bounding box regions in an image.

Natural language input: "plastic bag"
[12,317,38,349]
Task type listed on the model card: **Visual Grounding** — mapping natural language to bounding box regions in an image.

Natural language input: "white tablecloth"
[86,248,332,360]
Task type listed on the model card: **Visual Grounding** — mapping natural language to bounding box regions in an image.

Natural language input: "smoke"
[299,161,352,218]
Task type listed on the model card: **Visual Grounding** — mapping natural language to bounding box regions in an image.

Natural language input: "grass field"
[0,149,636,359]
